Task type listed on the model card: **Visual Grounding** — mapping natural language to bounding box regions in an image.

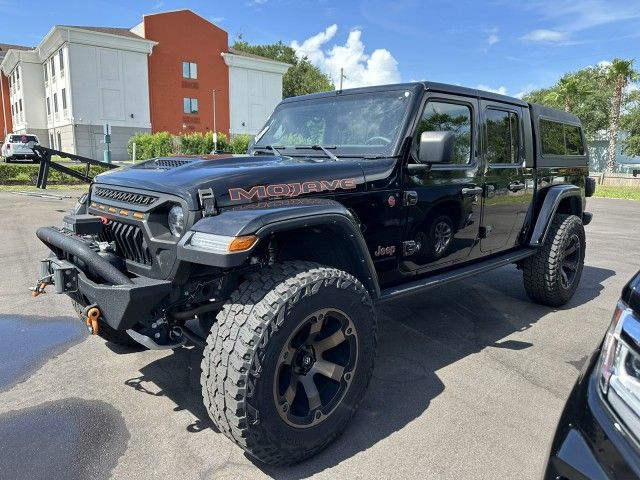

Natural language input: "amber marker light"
[120,209,129,216]
[229,235,258,252]
[133,212,144,219]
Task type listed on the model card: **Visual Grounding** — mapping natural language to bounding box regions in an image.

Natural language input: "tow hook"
[30,275,53,297]
[82,305,101,335]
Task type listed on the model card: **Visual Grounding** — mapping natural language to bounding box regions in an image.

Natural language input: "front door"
[480,102,533,252]
[401,94,483,274]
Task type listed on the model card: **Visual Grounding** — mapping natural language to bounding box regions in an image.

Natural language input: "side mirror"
[418,131,455,164]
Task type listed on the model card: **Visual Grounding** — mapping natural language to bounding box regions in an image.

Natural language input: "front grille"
[93,187,157,207]
[98,220,152,266]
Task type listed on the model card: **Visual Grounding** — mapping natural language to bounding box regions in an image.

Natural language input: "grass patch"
[0,184,85,192]
[593,185,640,201]
[0,162,111,185]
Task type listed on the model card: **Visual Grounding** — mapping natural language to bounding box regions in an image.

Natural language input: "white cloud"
[291,25,401,88]
[151,0,163,10]
[477,84,507,95]
[247,0,267,6]
[210,16,226,24]
[486,27,499,46]
[520,29,568,43]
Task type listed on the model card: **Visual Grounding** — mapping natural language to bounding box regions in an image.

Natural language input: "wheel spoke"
[563,259,578,271]
[311,359,345,382]
[300,375,321,410]
[564,243,577,257]
[560,269,569,287]
[315,329,346,353]
[306,316,324,343]
[283,373,299,404]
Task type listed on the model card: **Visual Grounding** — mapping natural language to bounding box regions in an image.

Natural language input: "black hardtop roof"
[281,81,529,108]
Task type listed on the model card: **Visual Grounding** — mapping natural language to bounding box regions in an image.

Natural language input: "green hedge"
[0,163,110,185]
[127,131,251,161]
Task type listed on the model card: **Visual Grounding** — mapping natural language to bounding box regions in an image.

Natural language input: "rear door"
[479,101,533,252]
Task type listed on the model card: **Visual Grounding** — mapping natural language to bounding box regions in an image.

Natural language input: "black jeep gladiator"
[33,82,595,465]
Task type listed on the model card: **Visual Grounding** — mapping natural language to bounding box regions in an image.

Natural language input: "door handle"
[461,186,483,197]
[508,182,525,192]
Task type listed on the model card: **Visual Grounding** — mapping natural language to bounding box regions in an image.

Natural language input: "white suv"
[2,134,39,162]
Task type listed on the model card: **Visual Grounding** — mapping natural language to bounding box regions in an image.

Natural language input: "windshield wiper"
[295,145,340,161]
[253,145,283,156]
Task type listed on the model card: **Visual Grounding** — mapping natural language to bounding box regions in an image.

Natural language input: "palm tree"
[606,59,638,172]
[543,76,586,112]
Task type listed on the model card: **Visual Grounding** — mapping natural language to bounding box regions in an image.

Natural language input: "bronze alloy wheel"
[560,233,581,289]
[274,307,358,428]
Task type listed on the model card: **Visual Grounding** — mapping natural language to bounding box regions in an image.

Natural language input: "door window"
[416,101,472,164]
[485,109,520,164]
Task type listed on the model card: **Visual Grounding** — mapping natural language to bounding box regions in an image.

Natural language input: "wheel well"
[271,225,376,295]
[556,195,583,217]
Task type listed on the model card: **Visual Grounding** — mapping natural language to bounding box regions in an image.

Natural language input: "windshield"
[254,89,414,156]
[9,135,37,143]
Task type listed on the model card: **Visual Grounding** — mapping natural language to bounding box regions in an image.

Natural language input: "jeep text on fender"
[33,82,594,465]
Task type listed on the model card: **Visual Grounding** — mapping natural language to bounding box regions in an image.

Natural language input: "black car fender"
[177,198,381,297]
[527,184,583,247]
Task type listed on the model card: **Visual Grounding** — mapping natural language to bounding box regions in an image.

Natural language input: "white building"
[223,48,290,136]
[1,26,156,160]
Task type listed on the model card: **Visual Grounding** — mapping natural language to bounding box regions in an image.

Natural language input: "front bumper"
[37,233,171,331]
[544,350,640,479]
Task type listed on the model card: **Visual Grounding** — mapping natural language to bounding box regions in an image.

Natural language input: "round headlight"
[168,205,185,237]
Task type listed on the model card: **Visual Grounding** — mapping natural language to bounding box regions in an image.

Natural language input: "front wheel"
[522,214,585,307]
[200,261,377,465]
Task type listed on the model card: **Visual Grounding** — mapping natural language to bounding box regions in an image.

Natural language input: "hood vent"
[137,158,196,170]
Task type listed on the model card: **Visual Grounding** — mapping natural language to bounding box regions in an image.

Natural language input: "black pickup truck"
[33,82,595,465]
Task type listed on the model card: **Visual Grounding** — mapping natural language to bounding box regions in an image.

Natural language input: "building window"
[53,93,58,113]
[57,132,62,150]
[46,97,51,115]
[15,66,19,82]
[43,64,48,83]
[182,62,197,80]
[50,57,55,78]
[18,99,22,112]
[49,133,54,148]
[183,97,198,114]
[59,49,64,71]
[61,88,67,110]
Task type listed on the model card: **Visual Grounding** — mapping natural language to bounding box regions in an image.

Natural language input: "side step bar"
[377,248,536,304]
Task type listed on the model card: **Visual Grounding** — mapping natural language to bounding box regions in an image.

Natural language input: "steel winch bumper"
[35,227,171,331]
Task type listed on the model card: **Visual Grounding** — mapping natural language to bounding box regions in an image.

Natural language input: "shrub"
[230,134,251,154]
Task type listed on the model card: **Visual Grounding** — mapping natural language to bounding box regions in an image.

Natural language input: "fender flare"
[177,198,380,298]
[528,184,583,247]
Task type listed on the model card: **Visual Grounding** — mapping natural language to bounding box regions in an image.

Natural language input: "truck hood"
[94,154,368,210]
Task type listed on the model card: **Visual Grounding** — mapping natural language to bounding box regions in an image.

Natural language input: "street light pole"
[212,89,218,152]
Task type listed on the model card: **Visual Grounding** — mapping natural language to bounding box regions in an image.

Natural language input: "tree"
[542,76,588,112]
[605,59,638,171]
[621,90,640,157]
[524,66,612,140]
[232,38,333,98]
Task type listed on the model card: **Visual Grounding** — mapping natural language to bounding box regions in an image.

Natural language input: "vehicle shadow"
[126,264,614,478]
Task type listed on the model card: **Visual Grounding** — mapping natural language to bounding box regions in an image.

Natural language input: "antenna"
[339,68,348,91]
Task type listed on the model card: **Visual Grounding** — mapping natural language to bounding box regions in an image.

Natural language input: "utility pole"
[339,68,347,91]
[212,89,218,152]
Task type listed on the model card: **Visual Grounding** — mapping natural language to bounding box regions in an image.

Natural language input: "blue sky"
[2,0,639,97]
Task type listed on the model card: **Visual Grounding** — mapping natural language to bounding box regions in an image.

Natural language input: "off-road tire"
[200,261,377,465]
[71,299,141,347]
[523,214,585,307]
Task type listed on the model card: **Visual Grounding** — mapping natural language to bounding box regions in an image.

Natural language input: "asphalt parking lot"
[0,191,637,480]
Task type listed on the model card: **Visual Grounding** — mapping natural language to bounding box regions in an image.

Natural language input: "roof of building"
[58,25,144,40]
[0,43,32,61]
[227,47,290,66]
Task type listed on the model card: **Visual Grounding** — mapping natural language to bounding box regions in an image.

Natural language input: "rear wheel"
[200,261,377,465]
[522,214,585,307]
[71,299,141,347]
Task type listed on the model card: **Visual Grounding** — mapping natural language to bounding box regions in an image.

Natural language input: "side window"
[540,119,585,156]
[417,101,472,164]
[485,108,520,164]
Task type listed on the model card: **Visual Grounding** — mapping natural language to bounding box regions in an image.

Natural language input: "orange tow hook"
[86,307,100,335]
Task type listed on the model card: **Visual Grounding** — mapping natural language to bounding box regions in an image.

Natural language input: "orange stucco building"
[136,10,230,135]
